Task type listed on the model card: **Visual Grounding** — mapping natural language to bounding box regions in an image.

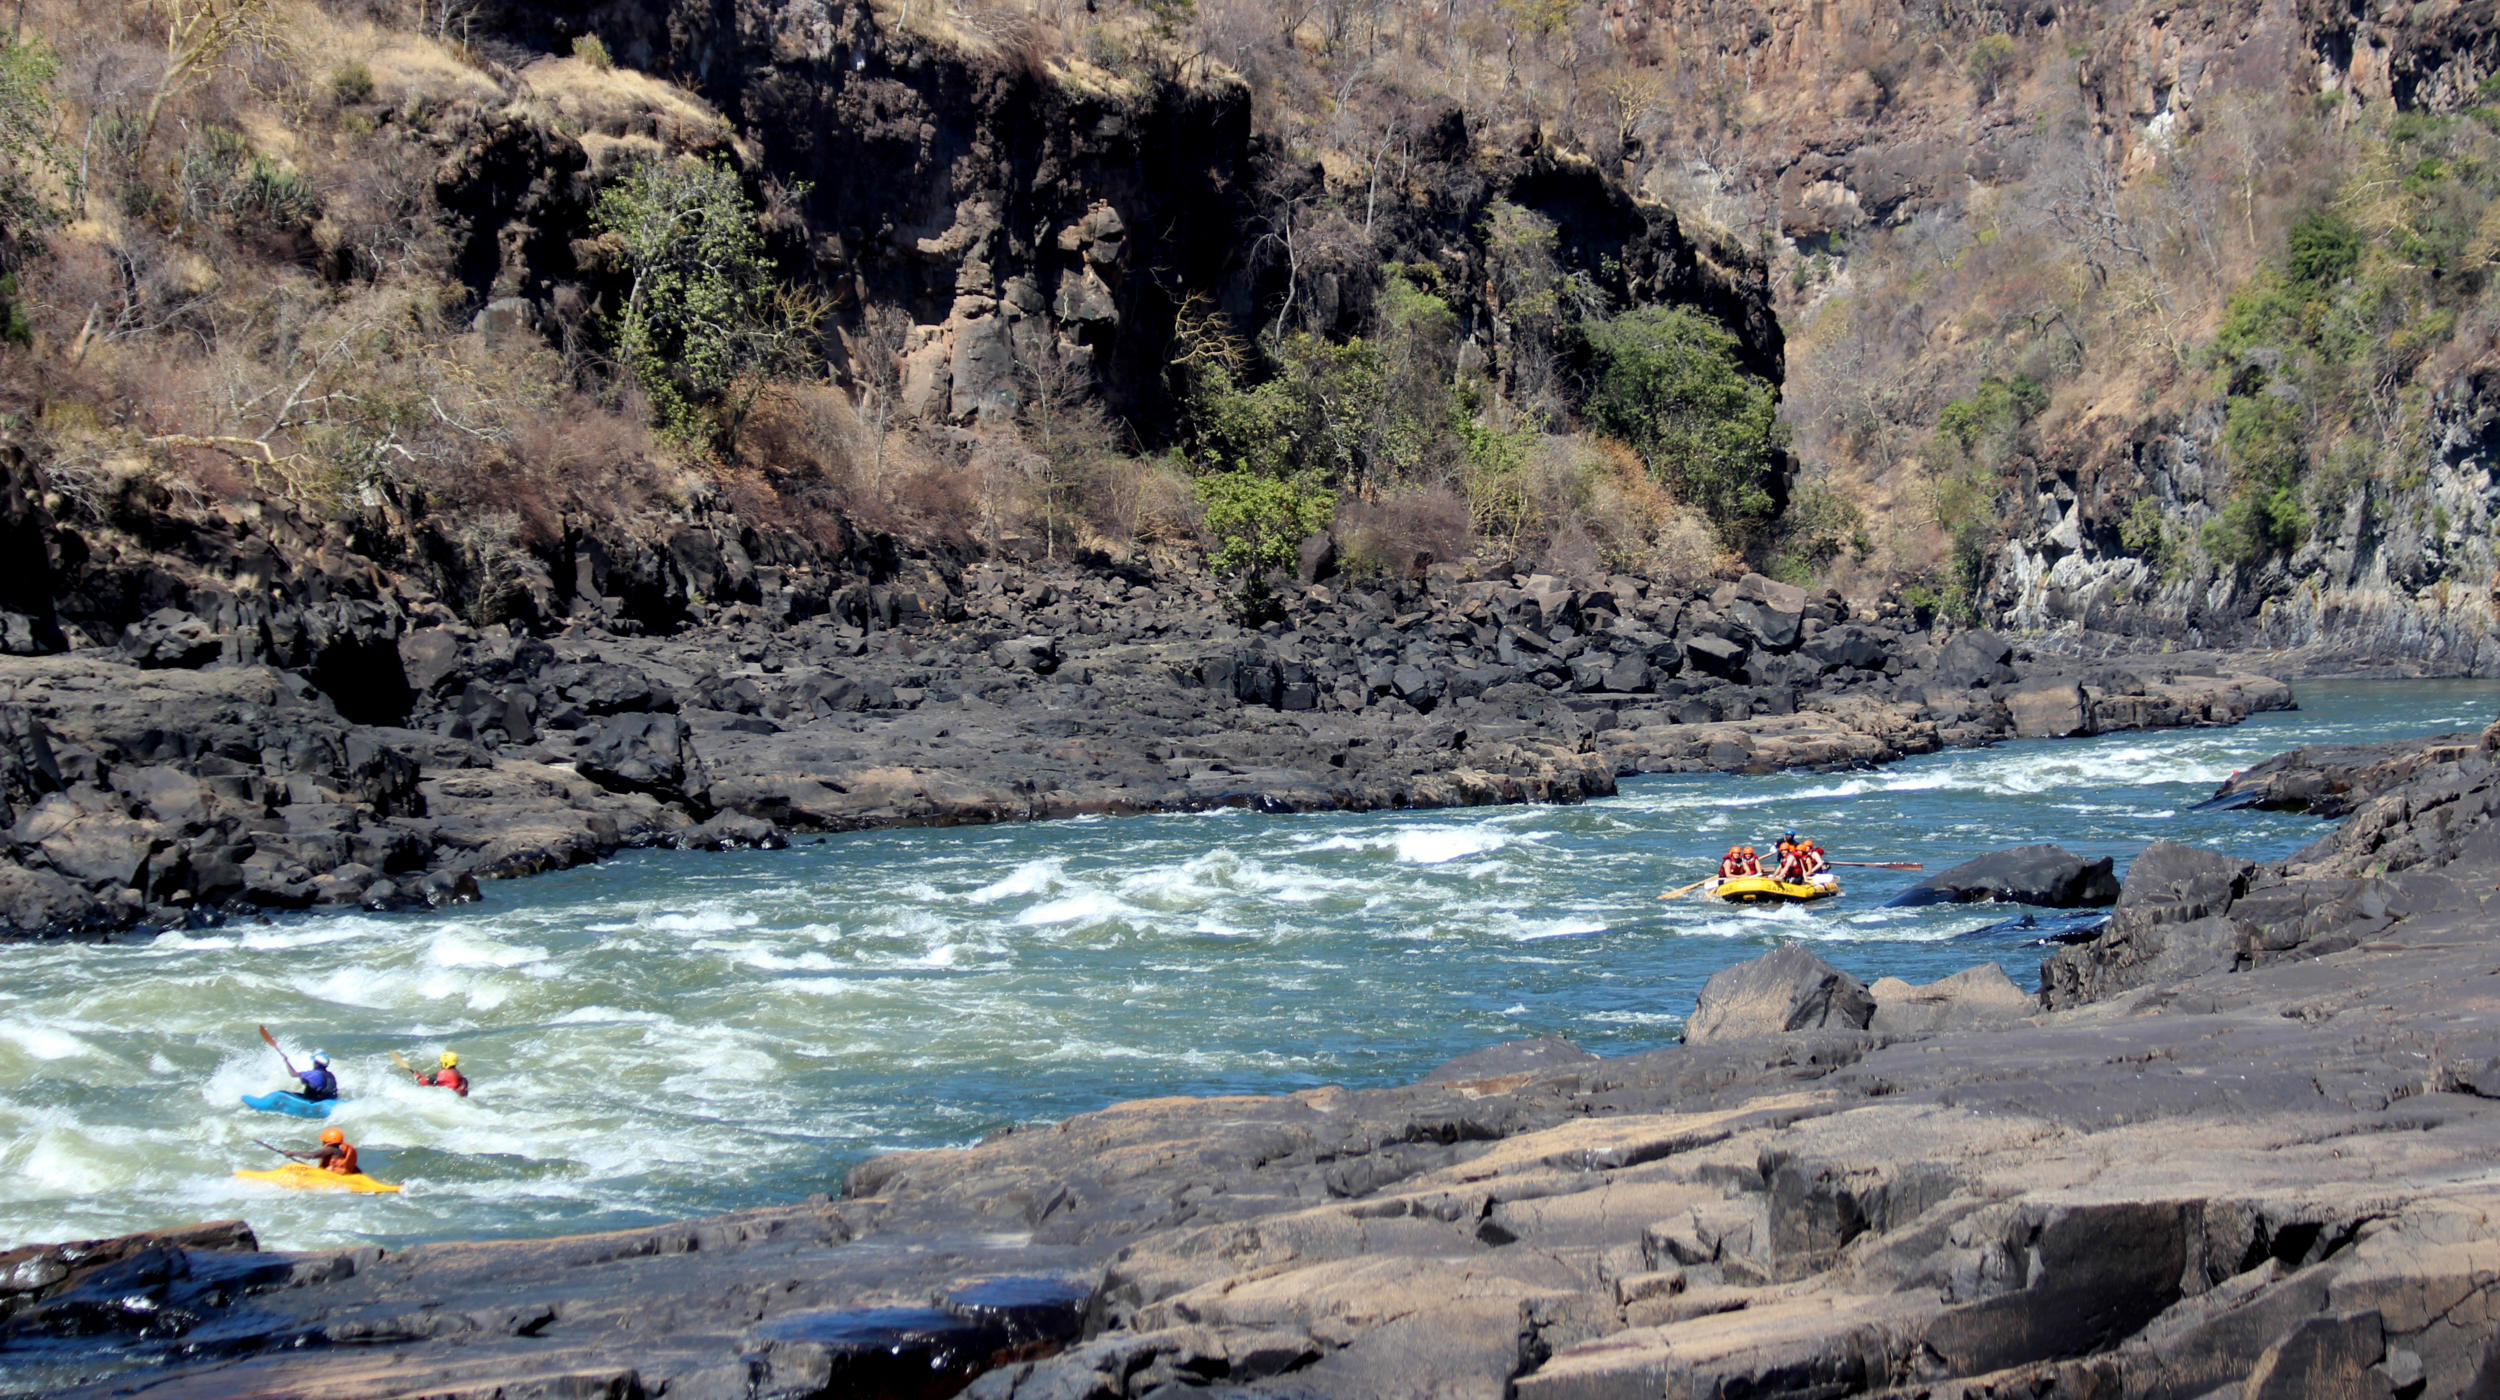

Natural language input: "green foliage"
[1933,374,2047,456]
[2118,496,2169,565]
[331,63,374,105]
[1965,34,2016,94]
[596,157,814,443]
[1131,0,1197,40]
[1760,481,1868,583]
[1196,467,1333,617]
[1918,373,2045,606]
[2285,209,2363,288]
[574,33,614,70]
[2200,485,2307,568]
[177,126,318,230]
[0,38,63,237]
[1580,305,1787,539]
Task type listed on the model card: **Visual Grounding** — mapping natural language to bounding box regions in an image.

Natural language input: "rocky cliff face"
[472,0,1779,433]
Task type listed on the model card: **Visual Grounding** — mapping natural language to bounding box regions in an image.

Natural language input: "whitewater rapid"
[0,679,2491,1253]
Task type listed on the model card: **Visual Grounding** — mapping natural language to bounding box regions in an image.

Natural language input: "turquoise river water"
[0,679,2493,1256]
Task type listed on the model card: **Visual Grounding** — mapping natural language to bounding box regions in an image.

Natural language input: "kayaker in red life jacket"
[413,1051,469,1097]
[283,1128,359,1176]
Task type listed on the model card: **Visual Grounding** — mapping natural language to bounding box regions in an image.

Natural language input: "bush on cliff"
[596,157,821,446]
[1580,305,1787,542]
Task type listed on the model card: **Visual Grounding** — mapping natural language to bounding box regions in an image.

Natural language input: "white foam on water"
[0,1019,100,1062]
[1504,919,1609,942]
[431,932,551,969]
[969,859,1064,904]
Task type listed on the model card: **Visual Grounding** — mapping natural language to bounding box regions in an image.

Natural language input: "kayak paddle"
[253,1139,293,1158]
[1827,862,1924,870]
[1656,877,1715,901]
[258,1025,299,1078]
[388,1051,414,1074]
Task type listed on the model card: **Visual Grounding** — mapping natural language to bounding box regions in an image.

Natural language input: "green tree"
[596,157,816,442]
[1580,305,1788,538]
[0,37,63,239]
[1197,467,1333,619]
[2286,209,2363,288]
[1965,34,2016,97]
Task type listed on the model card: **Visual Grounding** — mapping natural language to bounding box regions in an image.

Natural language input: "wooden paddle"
[388,1050,414,1075]
[1826,861,1924,870]
[1656,877,1716,901]
[257,1025,298,1078]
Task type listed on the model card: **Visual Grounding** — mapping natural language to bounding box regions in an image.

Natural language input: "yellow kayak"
[235,1163,402,1194]
[1711,875,1843,904]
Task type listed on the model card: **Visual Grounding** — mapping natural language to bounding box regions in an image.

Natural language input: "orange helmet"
[320,1128,344,1145]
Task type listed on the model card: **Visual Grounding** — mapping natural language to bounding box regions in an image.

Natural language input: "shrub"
[1197,467,1332,619]
[574,34,615,70]
[595,156,818,443]
[1197,468,1332,577]
[1579,305,1787,540]
[1337,485,1472,579]
[1965,34,2016,95]
[331,63,374,105]
[2286,209,2363,288]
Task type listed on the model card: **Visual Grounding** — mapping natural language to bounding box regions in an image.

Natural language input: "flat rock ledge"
[26,720,2500,1399]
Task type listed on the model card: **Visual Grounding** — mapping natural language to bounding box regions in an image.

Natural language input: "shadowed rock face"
[46,719,2500,1399]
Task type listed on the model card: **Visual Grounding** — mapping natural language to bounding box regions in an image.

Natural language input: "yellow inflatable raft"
[1710,875,1843,905]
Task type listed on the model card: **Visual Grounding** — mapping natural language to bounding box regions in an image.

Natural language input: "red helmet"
[320,1128,344,1145]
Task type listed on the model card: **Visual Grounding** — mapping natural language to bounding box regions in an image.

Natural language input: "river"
[0,679,2492,1256]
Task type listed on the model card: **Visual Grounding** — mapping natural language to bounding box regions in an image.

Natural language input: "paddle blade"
[257,1025,277,1049]
[389,1051,413,1074]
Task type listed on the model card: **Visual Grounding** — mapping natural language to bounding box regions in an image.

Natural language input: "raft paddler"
[278,1127,359,1176]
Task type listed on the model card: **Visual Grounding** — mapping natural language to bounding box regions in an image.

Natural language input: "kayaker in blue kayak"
[295,1052,339,1102]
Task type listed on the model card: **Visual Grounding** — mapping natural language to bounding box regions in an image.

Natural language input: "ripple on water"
[0,679,2489,1253]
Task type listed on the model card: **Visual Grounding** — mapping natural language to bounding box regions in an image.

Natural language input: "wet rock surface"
[44,717,2500,1399]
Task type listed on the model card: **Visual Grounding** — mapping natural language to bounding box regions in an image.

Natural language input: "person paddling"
[413,1051,469,1097]
[278,1127,359,1176]
[294,1052,339,1103]
[1718,846,1747,879]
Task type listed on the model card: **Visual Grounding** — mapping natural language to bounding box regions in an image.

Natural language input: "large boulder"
[1931,628,2016,689]
[1682,943,1875,1044]
[1886,844,2120,908]
[1867,963,2034,1036]
[577,712,706,805]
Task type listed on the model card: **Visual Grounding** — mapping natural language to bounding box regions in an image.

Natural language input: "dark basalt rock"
[1887,842,2121,908]
[1681,942,1875,1044]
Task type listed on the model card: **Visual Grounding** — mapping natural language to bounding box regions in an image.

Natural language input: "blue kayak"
[240,1091,334,1119]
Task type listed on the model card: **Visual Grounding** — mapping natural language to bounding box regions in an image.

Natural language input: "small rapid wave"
[0,679,2485,1253]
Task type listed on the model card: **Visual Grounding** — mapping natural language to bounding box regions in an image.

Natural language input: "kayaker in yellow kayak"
[276,1127,360,1177]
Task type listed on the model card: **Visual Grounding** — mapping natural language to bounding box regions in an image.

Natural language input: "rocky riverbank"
[16,716,2500,1397]
[0,548,2293,939]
